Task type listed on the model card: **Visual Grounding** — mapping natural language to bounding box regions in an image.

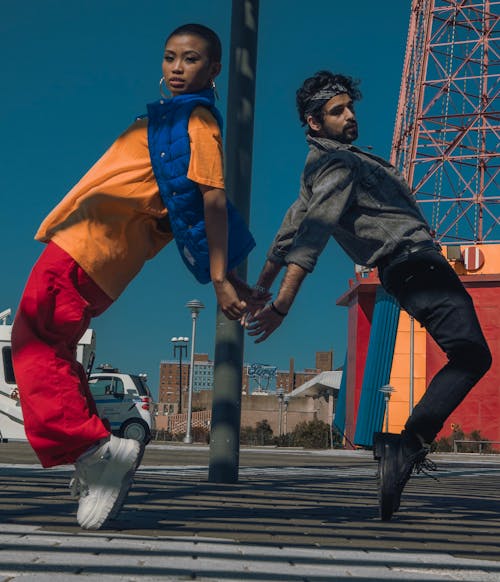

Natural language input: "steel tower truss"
[391,0,500,244]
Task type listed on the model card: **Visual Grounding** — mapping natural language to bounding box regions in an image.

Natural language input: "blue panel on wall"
[353,287,400,447]
[333,354,347,435]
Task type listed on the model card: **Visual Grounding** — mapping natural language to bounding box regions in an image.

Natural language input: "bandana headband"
[304,83,351,115]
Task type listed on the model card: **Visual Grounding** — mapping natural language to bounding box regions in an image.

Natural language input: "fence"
[156,409,211,436]
[453,440,500,454]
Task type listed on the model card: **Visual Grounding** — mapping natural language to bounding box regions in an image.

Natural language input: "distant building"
[191,353,214,393]
[159,353,213,414]
[274,350,334,394]
[316,350,333,372]
[157,350,334,414]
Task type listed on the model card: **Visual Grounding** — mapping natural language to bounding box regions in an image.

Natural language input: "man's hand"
[213,279,247,320]
[244,263,307,342]
[244,303,286,343]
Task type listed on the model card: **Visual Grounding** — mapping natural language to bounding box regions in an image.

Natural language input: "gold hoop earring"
[159,77,170,98]
[211,79,220,100]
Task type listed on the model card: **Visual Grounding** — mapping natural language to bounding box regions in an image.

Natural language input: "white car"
[89,372,154,443]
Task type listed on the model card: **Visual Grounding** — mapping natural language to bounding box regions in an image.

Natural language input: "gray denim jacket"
[267,135,433,272]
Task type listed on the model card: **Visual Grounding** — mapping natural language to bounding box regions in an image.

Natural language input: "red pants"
[11,242,112,467]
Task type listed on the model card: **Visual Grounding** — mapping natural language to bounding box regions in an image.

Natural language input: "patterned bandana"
[304,83,351,115]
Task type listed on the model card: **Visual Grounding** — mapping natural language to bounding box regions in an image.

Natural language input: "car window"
[113,378,125,396]
[131,375,152,397]
[89,377,114,397]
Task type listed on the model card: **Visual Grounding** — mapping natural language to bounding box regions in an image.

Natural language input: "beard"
[322,122,358,144]
[342,123,358,143]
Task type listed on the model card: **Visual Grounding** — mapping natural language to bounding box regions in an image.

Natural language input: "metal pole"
[209,0,259,483]
[185,301,204,444]
[409,316,415,414]
[379,385,394,433]
[178,348,183,414]
[184,313,198,444]
[385,396,390,432]
[172,339,188,414]
[278,398,283,437]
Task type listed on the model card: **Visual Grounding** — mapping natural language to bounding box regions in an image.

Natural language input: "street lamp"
[276,388,284,437]
[171,336,189,414]
[379,384,395,432]
[184,299,205,444]
[283,394,290,436]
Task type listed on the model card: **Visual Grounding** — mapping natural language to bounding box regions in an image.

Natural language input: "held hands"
[241,262,301,343]
[216,272,273,322]
[227,271,271,309]
[213,279,247,320]
[216,270,287,341]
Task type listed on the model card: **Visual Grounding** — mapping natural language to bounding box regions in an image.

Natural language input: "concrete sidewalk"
[1,443,500,581]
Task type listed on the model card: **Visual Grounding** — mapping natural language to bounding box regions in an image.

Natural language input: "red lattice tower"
[391,0,500,245]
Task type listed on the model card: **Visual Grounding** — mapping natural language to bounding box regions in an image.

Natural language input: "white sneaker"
[72,435,142,530]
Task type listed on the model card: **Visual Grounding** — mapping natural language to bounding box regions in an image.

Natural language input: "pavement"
[1,442,500,581]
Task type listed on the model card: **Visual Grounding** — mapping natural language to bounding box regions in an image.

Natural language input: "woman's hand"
[227,271,271,311]
[213,279,247,320]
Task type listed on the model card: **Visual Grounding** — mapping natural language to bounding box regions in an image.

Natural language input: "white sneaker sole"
[108,441,146,521]
[78,438,141,530]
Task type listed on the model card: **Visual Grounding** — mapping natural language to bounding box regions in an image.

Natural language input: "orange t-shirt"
[36,106,225,300]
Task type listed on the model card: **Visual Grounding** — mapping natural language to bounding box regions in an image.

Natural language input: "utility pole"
[209,0,259,483]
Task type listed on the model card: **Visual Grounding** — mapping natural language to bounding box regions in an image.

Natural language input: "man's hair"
[296,70,362,126]
[166,23,222,63]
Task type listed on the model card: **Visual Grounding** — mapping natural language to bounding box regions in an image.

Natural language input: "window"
[113,378,124,396]
[89,376,125,398]
[89,377,114,397]
[2,347,16,384]
[131,375,151,397]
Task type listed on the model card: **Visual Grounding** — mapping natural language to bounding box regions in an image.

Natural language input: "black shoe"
[373,431,436,521]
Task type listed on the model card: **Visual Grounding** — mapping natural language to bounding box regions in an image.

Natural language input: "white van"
[0,308,153,444]
[0,309,25,441]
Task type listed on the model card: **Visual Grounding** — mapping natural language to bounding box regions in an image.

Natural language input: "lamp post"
[283,394,290,436]
[184,299,205,444]
[379,384,395,432]
[276,388,284,437]
[409,316,415,415]
[171,336,188,414]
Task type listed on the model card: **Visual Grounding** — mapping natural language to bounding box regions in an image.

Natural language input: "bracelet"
[270,301,288,317]
[253,284,269,295]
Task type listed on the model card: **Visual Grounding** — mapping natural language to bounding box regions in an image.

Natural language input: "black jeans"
[379,249,492,443]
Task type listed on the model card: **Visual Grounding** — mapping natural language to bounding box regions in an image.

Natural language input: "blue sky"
[1,1,411,397]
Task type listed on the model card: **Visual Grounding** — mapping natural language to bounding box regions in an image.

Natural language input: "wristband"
[270,302,288,317]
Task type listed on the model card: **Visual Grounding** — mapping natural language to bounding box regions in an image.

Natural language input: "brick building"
[158,353,212,415]
[157,350,334,422]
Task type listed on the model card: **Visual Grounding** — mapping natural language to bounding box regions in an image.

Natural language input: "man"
[246,70,491,520]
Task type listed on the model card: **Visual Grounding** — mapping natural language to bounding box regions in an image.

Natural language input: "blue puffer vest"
[146,88,255,284]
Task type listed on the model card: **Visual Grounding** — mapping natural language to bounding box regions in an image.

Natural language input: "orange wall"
[388,244,500,441]
[387,311,427,433]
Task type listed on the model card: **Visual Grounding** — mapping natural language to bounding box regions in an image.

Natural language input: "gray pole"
[208,0,259,483]
[379,385,395,433]
[184,300,204,444]
[409,316,415,414]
